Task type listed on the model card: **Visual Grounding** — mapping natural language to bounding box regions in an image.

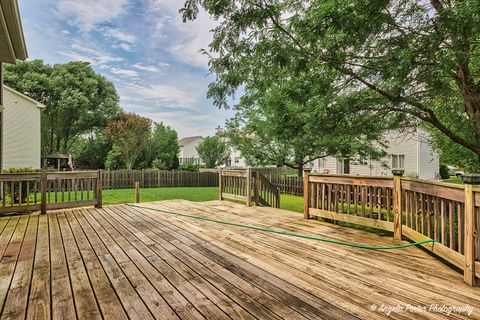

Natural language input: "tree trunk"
[297,163,304,177]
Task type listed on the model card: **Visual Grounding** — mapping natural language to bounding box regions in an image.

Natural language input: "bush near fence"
[102,170,218,189]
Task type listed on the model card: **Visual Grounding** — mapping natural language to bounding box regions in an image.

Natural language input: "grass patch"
[442,177,463,185]
[102,187,218,205]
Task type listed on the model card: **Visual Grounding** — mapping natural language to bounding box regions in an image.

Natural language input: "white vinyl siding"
[2,87,42,169]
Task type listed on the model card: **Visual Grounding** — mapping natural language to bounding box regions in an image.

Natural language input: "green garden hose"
[128,204,436,250]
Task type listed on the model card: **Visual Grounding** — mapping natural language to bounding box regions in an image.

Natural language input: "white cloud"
[117,43,132,51]
[60,43,123,66]
[131,63,169,72]
[61,30,70,34]
[136,84,198,107]
[147,0,216,68]
[57,0,129,31]
[104,28,136,43]
[110,68,139,77]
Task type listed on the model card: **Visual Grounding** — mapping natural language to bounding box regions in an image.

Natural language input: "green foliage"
[2,167,38,173]
[182,0,480,167]
[70,131,112,169]
[4,60,121,154]
[439,164,450,180]
[104,144,124,170]
[179,163,202,171]
[196,136,229,168]
[145,122,180,170]
[104,112,152,170]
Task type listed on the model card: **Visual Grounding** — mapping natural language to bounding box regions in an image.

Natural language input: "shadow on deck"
[0,200,478,319]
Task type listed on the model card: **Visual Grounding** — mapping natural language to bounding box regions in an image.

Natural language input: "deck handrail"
[0,170,102,215]
[304,170,479,286]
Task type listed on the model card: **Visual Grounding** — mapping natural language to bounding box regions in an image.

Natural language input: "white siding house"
[179,136,204,165]
[178,135,247,168]
[313,130,440,179]
[2,86,45,170]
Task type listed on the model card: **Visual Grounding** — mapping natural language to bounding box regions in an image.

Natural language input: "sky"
[18,0,235,138]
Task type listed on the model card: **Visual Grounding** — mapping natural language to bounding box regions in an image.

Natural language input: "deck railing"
[0,171,102,215]
[219,169,280,208]
[304,170,480,286]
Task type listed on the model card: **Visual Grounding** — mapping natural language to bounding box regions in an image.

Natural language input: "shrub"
[179,163,201,171]
[439,164,450,180]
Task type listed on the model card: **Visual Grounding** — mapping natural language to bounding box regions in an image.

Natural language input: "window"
[318,158,326,168]
[391,154,405,169]
[235,157,240,164]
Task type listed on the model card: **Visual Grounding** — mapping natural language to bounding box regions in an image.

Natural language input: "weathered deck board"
[0,200,479,319]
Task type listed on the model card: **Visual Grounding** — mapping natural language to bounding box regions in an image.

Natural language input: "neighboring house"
[221,146,247,168]
[179,136,204,165]
[2,86,45,169]
[178,134,248,168]
[312,130,440,179]
[0,0,29,170]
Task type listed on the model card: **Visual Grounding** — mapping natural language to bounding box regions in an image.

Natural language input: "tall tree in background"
[150,122,180,170]
[182,0,480,169]
[4,60,120,154]
[104,112,152,170]
[197,136,229,168]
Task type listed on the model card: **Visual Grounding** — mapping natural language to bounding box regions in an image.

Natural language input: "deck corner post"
[40,169,47,214]
[218,168,223,200]
[246,168,252,206]
[135,181,140,204]
[96,169,103,209]
[392,169,404,241]
[303,168,311,219]
[254,171,260,206]
[461,174,480,286]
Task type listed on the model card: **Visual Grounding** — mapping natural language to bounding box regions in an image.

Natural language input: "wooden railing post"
[218,169,223,200]
[135,181,140,204]
[254,171,260,206]
[246,168,252,206]
[392,169,404,241]
[96,169,103,208]
[461,174,479,286]
[303,168,311,219]
[40,169,47,214]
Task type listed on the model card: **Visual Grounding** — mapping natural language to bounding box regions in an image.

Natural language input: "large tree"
[104,112,152,170]
[182,0,480,168]
[4,60,120,154]
[136,122,180,169]
[197,136,229,168]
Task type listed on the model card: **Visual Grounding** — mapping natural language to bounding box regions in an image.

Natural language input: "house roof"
[4,85,45,109]
[0,0,27,63]
[43,152,69,159]
[179,136,203,147]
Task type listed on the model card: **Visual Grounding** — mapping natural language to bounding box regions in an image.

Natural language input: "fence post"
[303,168,311,219]
[218,169,223,200]
[461,174,479,286]
[135,182,140,204]
[254,171,260,206]
[392,169,404,241]
[246,168,252,206]
[96,169,103,209]
[40,170,47,214]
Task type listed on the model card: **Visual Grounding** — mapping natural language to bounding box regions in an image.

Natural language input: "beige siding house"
[313,130,440,179]
[2,86,45,169]
[0,0,29,170]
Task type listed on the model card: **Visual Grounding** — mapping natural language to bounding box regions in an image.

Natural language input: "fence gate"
[219,169,280,208]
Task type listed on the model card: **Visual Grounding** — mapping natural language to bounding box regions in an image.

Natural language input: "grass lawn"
[103,186,306,212]
[102,187,219,206]
[442,177,463,185]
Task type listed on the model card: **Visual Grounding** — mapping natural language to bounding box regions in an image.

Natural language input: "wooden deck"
[0,200,479,320]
